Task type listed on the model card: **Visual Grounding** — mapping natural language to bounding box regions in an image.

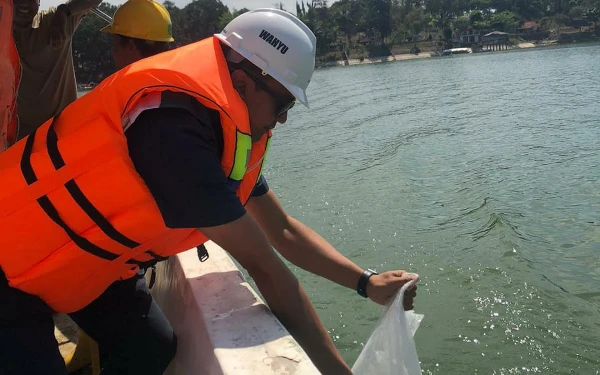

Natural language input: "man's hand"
[367,270,419,309]
[48,8,69,49]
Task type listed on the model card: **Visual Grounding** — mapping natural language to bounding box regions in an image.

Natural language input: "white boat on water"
[442,47,473,56]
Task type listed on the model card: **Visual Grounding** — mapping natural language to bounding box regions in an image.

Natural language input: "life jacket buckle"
[148,265,157,289]
[197,245,209,262]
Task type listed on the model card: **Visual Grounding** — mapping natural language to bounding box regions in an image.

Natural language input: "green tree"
[569,5,586,18]
[569,5,587,29]
[72,2,118,83]
[584,3,599,28]
[218,7,250,30]
[180,0,229,45]
[424,0,452,29]
[554,12,570,26]
[300,0,336,56]
[539,16,556,29]
[389,22,409,44]
[406,8,431,38]
[163,0,185,46]
[424,0,460,47]
[388,0,414,43]
[453,15,471,34]
[490,10,522,31]
[367,0,393,42]
[471,0,492,10]
[329,0,362,47]
[490,0,513,12]
[469,10,484,24]
[70,0,595,79]
[513,0,546,20]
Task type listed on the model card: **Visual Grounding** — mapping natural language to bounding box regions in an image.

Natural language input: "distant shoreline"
[315,39,600,69]
[316,52,434,68]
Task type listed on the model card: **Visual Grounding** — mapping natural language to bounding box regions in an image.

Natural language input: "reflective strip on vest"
[229,131,252,181]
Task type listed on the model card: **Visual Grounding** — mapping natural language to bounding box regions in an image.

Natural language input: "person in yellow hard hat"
[101,0,174,69]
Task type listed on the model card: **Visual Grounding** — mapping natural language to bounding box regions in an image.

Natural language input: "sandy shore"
[317,52,433,68]
[54,313,79,358]
[316,41,559,68]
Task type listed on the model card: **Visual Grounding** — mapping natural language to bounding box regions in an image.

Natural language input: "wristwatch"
[356,269,378,298]
[57,4,72,17]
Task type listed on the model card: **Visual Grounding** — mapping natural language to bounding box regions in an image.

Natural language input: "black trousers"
[0,269,177,375]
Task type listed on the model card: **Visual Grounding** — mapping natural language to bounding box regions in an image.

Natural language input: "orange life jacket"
[0,0,20,151]
[0,36,271,313]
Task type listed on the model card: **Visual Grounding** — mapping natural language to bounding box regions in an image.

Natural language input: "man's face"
[241,72,296,142]
[13,0,39,27]
[111,35,143,70]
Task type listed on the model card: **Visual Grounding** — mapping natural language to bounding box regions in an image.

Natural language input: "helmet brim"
[101,25,175,42]
[100,24,116,34]
[215,34,309,108]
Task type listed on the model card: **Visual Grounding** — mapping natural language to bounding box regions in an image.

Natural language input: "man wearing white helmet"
[0,9,418,375]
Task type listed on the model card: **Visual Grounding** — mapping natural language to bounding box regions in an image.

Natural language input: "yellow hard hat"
[101,0,174,42]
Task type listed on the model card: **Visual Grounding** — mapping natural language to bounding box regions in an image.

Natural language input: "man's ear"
[126,39,137,52]
[231,70,248,99]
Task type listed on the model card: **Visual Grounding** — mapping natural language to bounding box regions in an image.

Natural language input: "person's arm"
[126,104,351,374]
[61,0,102,17]
[246,189,418,308]
[47,0,101,48]
[199,215,352,375]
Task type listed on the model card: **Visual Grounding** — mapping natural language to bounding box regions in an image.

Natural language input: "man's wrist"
[356,269,378,298]
[57,3,72,17]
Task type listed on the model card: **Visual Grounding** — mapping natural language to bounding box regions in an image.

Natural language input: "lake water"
[264,44,600,374]
[76,43,599,374]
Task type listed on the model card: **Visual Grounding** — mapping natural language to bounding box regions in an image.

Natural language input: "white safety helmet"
[215,8,316,107]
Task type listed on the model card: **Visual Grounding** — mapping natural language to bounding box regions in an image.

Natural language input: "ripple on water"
[266,44,600,372]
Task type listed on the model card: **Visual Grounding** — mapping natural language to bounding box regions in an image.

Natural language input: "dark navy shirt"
[125,104,269,229]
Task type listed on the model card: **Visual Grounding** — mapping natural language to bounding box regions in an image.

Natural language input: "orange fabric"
[0,0,20,151]
[0,37,269,313]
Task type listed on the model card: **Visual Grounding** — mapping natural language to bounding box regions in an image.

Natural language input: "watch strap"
[357,269,378,298]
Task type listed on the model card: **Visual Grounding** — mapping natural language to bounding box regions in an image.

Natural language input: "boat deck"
[54,314,92,375]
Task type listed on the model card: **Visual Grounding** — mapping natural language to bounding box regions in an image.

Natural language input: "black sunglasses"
[244,71,296,117]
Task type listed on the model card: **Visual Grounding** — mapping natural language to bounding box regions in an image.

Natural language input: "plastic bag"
[352,278,424,375]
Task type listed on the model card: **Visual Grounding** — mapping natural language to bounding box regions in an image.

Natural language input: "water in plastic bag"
[352,278,424,375]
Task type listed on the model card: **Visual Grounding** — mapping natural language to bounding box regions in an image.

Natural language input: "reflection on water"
[265,44,600,373]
